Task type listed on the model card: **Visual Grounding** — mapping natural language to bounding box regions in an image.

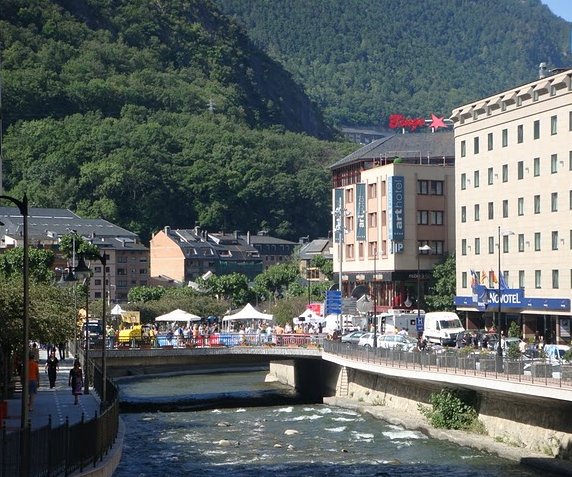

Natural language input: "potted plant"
[561,349,572,380]
[458,345,477,370]
[505,343,524,375]
[531,348,552,378]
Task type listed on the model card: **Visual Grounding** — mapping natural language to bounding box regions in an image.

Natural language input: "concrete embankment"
[324,397,572,477]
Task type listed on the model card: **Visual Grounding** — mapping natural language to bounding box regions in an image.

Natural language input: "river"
[113,370,554,477]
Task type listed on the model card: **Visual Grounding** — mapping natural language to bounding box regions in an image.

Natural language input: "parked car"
[358,333,416,351]
[543,344,571,365]
[378,334,417,351]
[341,330,367,346]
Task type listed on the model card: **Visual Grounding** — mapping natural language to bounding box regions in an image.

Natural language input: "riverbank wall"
[269,359,572,463]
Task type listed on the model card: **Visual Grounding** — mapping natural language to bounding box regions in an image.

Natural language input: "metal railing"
[323,341,572,389]
[0,361,119,477]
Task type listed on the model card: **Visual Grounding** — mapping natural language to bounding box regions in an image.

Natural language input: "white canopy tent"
[294,309,325,325]
[222,303,273,331]
[154,309,202,323]
[110,304,125,316]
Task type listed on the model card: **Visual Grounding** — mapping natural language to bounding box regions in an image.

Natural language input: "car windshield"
[439,319,462,329]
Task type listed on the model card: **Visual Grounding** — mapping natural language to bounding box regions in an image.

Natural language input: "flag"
[490,270,498,285]
[480,270,487,284]
[469,269,477,289]
[499,272,508,290]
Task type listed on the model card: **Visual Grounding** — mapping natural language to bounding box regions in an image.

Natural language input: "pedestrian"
[45,350,59,388]
[28,352,40,411]
[58,341,66,360]
[68,359,84,405]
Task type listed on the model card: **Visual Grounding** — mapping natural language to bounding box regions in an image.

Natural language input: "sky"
[542,0,572,22]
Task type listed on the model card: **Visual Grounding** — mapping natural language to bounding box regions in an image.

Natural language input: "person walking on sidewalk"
[45,350,59,388]
[68,359,84,405]
[28,352,40,411]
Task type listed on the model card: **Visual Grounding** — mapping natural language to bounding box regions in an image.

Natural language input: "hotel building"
[451,67,572,344]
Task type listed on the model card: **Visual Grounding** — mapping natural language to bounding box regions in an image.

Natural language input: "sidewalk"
[2,349,102,431]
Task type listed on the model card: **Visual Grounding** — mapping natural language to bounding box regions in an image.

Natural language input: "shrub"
[563,349,572,363]
[418,389,479,430]
[506,343,521,360]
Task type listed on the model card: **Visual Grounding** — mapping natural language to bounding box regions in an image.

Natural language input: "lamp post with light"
[74,255,92,394]
[417,244,432,338]
[1,194,29,477]
[496,226,515,361]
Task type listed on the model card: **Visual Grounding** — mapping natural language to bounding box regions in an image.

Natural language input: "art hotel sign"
[387,176,404,251]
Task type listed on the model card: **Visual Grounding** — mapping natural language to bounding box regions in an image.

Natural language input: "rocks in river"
[274,443,282,448]
[217,439,239,447]
[284,429,299,435]
[217,421,231,427]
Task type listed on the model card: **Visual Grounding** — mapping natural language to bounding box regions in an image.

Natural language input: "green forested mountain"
[1,0,353,242]
[218,0,572,126]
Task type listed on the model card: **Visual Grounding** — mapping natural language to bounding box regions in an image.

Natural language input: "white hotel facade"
[451,67,572,344]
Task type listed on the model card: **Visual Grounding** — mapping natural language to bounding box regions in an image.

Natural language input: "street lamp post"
[333,197,348,333]
[372,245,378,348]
[74,255,92,395]
[496,226,515,363]
[1,194,29,477]
[417,244,432,339]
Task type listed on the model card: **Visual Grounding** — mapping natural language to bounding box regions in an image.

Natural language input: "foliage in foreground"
[418,389,484,433]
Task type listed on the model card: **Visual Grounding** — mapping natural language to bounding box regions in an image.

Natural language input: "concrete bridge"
[90,340,572,457]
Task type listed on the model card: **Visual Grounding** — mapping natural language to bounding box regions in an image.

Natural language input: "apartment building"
[451,67,572,344]
[330,131,455,315]
[0,207,149,303]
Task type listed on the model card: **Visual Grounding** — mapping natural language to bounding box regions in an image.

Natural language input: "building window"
[431,211,444,225]
[517,96,522,107]
[552,231,559,250]
[570,150,572,170]
[517,161,524,179]
[550,85,557,96]
[501,101,507,111]
[461,206,466,223]
[474,137,479,154]
[535,270,541,288]
[517,124,523,143]
[487,133,493,151]
[551,154,558,173]
[488,236,494,254]
[551,115,558,135]
[368,183,377,198]
[533,157,540,176]
[488,202,494,220]
[474,237,480,255]
[461,239,467,256]
[368,212,377,227]
[534,195,540,214]
[431,181,444,195]
[502,164,508,182]
[502,234,510,253]
[462,272,467,288]
[519,270,525,288]
[430,241,444,255]
[533,120,540,139]
[346,244,354,259]
[518,234,525,252]
[551,192,558,212]
[460,174,466,190]
[345,188,354,203]
[570,111,572,131]
[474,204,480,221]
[502,128,508,147]
[488,167,494,185]
[552,270,559,289]
[534,232,541,251]
[418,210,429,225]
[473,170,479,188]
[502,199,508,218]
[570,190,572,209]
[418,180,429,195]
[518,197,524,216]
[460,140,466,157]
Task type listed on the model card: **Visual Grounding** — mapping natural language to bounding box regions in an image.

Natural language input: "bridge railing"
[323,341,572,389]
[150,332,325,349]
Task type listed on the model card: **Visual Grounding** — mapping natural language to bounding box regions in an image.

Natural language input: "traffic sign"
[325,290,342,315]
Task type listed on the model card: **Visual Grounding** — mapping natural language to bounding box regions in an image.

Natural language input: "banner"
[355,183,366,241]
[334,188,344,243]
[387,176,405,241]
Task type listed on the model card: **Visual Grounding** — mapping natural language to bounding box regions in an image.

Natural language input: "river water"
[113,370,552,477]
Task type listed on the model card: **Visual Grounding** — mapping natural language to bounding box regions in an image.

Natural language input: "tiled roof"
[330,131,454,169]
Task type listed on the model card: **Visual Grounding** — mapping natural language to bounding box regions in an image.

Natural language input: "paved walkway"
[2,349,101,431]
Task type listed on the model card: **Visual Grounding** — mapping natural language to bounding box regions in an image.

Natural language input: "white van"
[383,309,423,337]
[422,311,465,346]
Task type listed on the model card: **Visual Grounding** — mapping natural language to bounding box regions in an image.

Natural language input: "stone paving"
[2,348,101,432]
